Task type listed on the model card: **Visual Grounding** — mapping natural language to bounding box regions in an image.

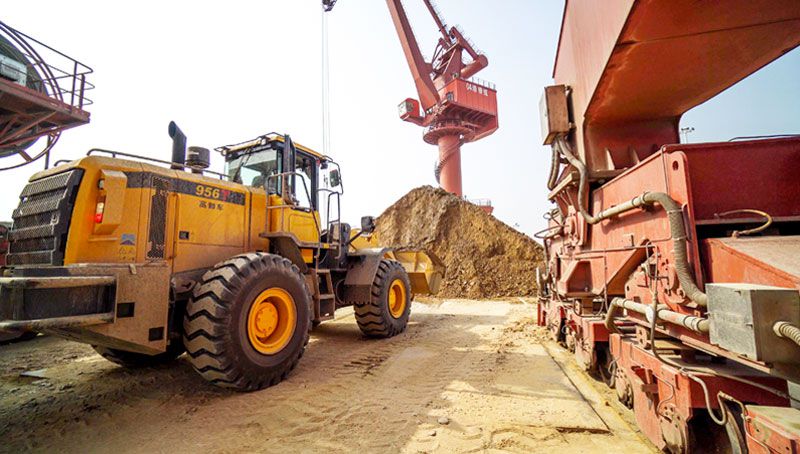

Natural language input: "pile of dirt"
[376,186,545,299]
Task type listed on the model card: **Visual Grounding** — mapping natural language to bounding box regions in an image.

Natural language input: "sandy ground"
[0,299,655,453]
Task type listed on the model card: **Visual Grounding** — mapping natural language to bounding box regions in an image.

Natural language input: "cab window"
[224,144,318,210]
[225,147,280,193]
[293,152,317,210]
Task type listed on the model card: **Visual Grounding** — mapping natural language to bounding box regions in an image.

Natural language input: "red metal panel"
[446,79,497,116]
[671,138,800,221]
[553,1,800,175]
[702,237,800,291]
[746,406,800,454]
[553,0,635,172]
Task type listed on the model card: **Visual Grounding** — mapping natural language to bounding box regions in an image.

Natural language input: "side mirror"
[329,169,341,187]
[361,216,376,234]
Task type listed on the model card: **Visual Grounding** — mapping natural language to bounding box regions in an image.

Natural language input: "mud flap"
[343,248,444,304]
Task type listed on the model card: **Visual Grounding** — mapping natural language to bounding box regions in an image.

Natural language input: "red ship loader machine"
[537,1,800,452]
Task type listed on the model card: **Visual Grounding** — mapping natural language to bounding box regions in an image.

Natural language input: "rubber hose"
[555,137,600,224]
[774,321,800,347]
[641,192,708,307]
[547,145,561,190]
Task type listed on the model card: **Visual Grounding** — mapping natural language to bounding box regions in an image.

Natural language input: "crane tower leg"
[437,135,463,197]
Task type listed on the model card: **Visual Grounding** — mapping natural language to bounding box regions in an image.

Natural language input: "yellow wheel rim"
[247,288,297,355]
[388,279,407,319]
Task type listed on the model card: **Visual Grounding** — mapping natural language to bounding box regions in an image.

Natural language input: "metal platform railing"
[465,76,496,91]
[0,20,94,110]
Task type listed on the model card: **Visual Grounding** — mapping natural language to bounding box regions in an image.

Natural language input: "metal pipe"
[607,297,709,334]
[604,300,622,333]
[0,275,115,289]
[773,321,800,348]
[554,136,707,306]
[167,121,186,170]
[0,312,113,331]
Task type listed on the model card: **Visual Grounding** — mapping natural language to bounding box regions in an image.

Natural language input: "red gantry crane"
[386,0,498,208]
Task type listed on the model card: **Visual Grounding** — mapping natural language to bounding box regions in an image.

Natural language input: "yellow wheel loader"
[0,123,441,391]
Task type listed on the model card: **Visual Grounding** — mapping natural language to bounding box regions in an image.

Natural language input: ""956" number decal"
[195,184,221,200]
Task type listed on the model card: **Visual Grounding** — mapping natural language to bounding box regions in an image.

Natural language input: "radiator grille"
[8,169,84,266]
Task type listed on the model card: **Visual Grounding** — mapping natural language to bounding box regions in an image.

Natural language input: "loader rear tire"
[355,259,411,338]
[93,341,184,368]
[183,253,311,391]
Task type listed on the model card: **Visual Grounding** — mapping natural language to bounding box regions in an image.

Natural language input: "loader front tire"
[183,253,311,391]
[93,341,184,368]
[355,259,411,338]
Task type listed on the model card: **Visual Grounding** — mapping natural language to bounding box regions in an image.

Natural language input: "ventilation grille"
[8,169,84,266]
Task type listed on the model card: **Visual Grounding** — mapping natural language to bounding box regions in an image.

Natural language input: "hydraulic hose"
[774,321,800,348]
[554,137,599,224]
[553,136,708,306]
[547,145,561,190]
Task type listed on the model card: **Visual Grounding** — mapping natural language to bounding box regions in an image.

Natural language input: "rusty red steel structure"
[386,0,498,198]
[0,20,93,170]
[538,1,800,452]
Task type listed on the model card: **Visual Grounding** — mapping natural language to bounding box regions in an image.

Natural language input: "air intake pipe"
[168,121,186,170]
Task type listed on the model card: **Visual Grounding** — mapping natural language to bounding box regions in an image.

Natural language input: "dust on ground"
[0,300,653,453]
[376,186,546,299]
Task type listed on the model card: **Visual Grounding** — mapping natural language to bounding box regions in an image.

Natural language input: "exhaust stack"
[167,121,186,170]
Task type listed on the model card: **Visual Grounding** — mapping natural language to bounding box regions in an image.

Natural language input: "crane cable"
[321,3,332,158]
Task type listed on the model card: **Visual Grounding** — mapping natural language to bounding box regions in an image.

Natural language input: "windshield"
[224,146,321,210]
[225,148,280,189]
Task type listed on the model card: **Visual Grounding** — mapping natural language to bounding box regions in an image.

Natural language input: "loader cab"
[219,134,345,262]
[221,136,325,211]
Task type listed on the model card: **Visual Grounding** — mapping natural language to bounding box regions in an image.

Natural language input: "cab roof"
[216,133,325,160]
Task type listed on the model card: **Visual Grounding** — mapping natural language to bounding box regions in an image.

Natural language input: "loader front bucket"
[385,250,444,295]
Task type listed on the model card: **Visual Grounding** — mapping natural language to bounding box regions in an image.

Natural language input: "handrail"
[52,158,74,167]
[215,131,281,155]
[86,148,229,180]
[317,188,342,230]
[316,188,343,265]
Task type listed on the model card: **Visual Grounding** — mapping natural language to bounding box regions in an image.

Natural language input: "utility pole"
[680,126,695,143]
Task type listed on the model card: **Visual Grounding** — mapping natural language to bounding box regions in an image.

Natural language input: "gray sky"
[2,1,798,238]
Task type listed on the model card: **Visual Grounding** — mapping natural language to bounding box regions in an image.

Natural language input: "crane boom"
[386,0,440,111]
[422,0,450,42]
